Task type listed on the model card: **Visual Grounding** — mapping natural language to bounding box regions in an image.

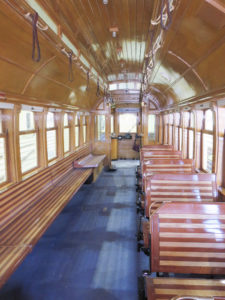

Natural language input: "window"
[96,115,106,141]
[178,114,183,151]
[202,109,214,173]
[0,110,7,184]
[148,114,156,141]
[64,113,70,153]
[163,114,169,144]
[75,114,79,148]
[111,115,114,134]
[19,110,38,174]
[46,112,57,161]
[174,113,180,150]
[83,116,87,144]
[119,113,137,133]
[168,114,173,145]
[188,112,195,159]
[183,112,190,158]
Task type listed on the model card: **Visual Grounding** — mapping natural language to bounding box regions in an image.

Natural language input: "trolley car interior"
[0,0,225,299]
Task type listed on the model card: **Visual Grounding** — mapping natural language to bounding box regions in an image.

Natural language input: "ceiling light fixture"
[103,0,108,4]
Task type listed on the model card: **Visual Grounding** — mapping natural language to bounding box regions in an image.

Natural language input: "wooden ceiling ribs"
[0,0,225,110]
[148,0,191,84]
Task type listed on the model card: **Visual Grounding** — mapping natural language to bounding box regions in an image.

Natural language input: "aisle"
[0,160,139,300]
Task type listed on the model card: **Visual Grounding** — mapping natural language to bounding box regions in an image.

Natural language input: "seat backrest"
[145,277,225,300]
[0,145,90,230]
[142,159,195,192]
[150,202,225,274]
[140,150,182,163]
[145,173,218,217]
[141,145,174,150]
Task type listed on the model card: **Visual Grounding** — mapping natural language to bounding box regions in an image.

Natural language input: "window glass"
[19,133,37,173]
[64,113,69,126]
[97,115,106,141]
[205,110,213,131]
[47,112,55,128]
[203,133,213,172]
[75,127,79,147]
[148,115,156,141]
[109,83,117,91]
[64,128,70,152]
[19,110,35,131]
[190,112,194,128]
[83,126,86,144]
[75,115,78,126]
[75,114,79,147]
[175,127,179,150]
[111,115,114,134]
[179,127,182,151]
[83,117,87,144]
[118,82,126,89]
[46,112,57,161]
[0,111,2,134]
[0,137,6,183]
[47,130,57,160]
[189,130,194,159]
[19,111,38,173]
[119,113,137,133]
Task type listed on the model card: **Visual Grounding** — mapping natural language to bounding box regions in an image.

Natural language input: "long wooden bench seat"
[73,153,106,182]
[150,202,225,274]
[0,146,92,288]
[144,277,225,300]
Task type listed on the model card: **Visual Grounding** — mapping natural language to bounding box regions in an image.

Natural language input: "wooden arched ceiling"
[0,0,224,110]
[36,0,154,79]
[146,0,225,108]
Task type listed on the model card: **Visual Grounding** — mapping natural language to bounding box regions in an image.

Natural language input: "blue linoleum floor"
[0,160,139,300]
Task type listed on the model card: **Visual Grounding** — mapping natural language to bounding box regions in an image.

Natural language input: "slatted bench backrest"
[145,173,218,217]
[0,145,90,232]
[141,145,174,150]
[140,150,182,164]
[142,159,195,192]
[145,277,225,300]
[150,202,225,274]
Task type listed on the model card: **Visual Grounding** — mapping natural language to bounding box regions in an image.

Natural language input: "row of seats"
[136,144,225,300]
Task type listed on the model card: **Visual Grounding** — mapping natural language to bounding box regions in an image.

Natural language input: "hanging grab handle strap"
[160,0,172,30]
[68,51,74,82]
[32,12,41,62]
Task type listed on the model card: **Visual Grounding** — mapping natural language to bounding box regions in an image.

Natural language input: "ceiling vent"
[197,0,225,29]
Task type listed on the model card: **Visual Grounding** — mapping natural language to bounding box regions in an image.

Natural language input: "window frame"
[63,112,71,154]
[82,115,87,145]
[0,109,8,186]
[201,108,215,173]
[19,110,39,176]
[187,111,195,160]
[74,113,80,148]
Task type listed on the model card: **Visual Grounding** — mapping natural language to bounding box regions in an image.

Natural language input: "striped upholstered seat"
[145,277,225,300]
[150,202,225,274]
